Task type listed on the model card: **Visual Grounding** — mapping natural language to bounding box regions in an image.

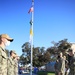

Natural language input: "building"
[45,61,55,72]
[71,43,75,54]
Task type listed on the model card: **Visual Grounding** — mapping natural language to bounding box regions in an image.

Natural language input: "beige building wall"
[71,43,75,54]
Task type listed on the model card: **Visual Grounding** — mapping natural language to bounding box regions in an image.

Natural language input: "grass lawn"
[37,71,55,75]
[47,73,55,75]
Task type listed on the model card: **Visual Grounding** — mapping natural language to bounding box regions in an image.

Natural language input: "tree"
[43,51,50,63]
[33,47,46,67]
[47,47,57,54]
[21,42,31,65]
[47,39,71,55]
[33,47,50,66]
[57,39,71,54]
[20,43,51,67]
[20,39,71,67]
[40,47,45,54]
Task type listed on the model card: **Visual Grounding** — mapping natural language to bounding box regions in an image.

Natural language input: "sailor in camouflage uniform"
[7,50,16,75]
[14,55,19,75]
[0,34,13,75]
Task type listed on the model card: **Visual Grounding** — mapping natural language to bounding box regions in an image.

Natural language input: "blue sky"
[0,0,75,56]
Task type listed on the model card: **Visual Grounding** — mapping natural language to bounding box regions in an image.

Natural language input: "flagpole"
[30,0,34,75]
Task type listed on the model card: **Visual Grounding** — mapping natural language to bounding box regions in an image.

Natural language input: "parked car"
[19,68,29,74]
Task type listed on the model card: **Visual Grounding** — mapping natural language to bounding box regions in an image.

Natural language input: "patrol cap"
[10,50,16,54]
[0,34,13,42]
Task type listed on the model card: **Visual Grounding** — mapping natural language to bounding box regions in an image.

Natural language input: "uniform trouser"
[55,71,58,75]
[69,70,74,75]
[65,72,69,75]
[61,72,65,75]
[0,70,7,75]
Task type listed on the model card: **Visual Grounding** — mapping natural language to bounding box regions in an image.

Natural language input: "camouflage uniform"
[7,57,15,75]
[14,60,18,75]
[61,57,65,75]
[0,47,7,75]
[69,54,75,75]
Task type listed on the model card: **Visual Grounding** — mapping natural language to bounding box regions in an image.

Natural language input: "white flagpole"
[30,0,34,75]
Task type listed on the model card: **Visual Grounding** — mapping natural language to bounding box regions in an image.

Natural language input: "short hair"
[10,51,13,55]
[0,36,2,44]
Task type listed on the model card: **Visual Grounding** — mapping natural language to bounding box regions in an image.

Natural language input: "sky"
[0,0,75,56]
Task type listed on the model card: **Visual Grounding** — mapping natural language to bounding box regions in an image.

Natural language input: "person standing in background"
[67,49,74,75]
[54,53,63,75]
[54,57,60,75]
[0,34,13,75]
[58,52,65,75]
